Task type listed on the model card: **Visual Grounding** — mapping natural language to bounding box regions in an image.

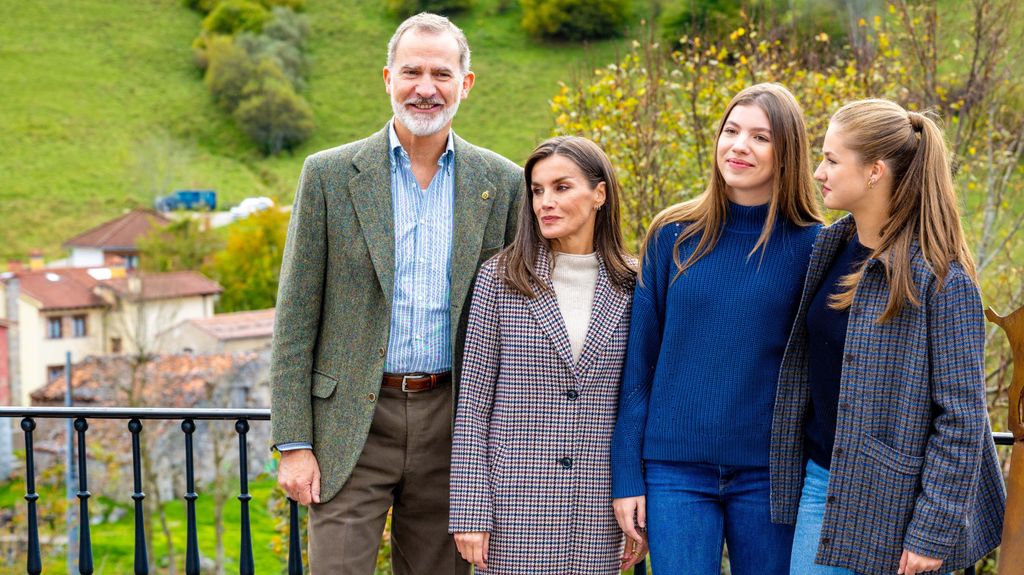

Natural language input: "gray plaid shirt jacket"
[769,216,1005,575]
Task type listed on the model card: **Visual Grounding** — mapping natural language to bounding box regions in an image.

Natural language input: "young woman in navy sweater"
[611,83,824,574]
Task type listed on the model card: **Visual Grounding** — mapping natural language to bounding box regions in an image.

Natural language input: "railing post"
[182,418,201,575]
[129,418,149,574]
[74,417,94,574]
[236,419,254,575]
[21,417,42,575]
[288,499,303,575]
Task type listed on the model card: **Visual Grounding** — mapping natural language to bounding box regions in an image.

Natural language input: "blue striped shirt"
[385,121,455,374]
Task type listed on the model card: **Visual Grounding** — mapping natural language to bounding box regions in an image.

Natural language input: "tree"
[209,206,289,312]
[138,217,223,274]
[233,59,315,155]
[203,35,257,111]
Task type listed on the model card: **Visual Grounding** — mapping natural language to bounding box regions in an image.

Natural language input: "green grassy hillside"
[0,0,628,261]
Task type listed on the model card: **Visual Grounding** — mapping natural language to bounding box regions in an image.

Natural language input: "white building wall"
[20,304,105,404]
[70,248,105,268]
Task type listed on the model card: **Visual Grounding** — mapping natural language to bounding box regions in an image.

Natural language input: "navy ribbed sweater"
[611,202,820,498]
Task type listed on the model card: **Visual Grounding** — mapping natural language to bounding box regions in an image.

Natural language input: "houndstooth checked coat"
[449,247,632,575]
[770,216,1005,575]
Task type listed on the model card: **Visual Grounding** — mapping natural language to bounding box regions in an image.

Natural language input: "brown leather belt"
[381,371,451,393]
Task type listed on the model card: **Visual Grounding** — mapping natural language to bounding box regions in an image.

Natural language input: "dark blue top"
[803,233,871,470]
[611,202,820,498]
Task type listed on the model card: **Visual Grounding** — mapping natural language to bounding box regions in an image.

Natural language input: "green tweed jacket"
[270,126,524,502]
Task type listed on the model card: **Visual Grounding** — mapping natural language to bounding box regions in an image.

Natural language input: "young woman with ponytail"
[611,83,824,574]
[770,99,1005,575]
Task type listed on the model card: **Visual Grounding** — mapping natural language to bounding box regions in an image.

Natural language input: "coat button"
[844,353,855,364]
[367,392,377,402]
[839,402,851,412]
[821,536,831,546]
[378,347,385,358]
[835,447,845,457]
[558,457,573,469]
[827,495,837,503]
[565,390,579,400]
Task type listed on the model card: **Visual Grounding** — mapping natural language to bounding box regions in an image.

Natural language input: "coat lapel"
[574,256,630,381]
[795,215,853,318]
[524,247,577,372]
[450,135,498,312]
[349,127,395,303]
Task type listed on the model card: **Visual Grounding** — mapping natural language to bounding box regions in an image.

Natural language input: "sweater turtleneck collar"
[725,201,772,234]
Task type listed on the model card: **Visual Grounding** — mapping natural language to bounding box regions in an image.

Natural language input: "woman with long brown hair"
[449,136,642,573]
[770,99,1004,575]
[611,82,824,574]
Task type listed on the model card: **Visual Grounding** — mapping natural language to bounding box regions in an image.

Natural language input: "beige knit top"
[550,252,600,362]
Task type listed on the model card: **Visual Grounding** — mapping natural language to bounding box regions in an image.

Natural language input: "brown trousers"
[308,383,469,575]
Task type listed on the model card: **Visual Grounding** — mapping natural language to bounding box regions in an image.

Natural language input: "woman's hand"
[620,531,648,570]
[613,496,647,550]
[454,531,490,570]
[898,550,942,575]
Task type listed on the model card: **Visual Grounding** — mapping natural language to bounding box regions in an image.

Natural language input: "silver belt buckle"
[401,373,425,393]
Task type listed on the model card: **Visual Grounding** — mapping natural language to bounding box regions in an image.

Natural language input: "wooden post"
[986,306,1024,575]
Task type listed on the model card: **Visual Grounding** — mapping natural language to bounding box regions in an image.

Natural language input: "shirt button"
[378,347,385,358]
[367,393,377,402]
[565,390,579,400]
[559,457,573,469]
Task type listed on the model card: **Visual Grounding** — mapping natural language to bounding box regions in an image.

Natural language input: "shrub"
[520,0,631,41]
[236,32,307,90]
[234,60,315,155]
[203,35,257,111]
[202,0,271,35]
[258,0,306,10]
[386,0,475,18]
[184,0,221,14]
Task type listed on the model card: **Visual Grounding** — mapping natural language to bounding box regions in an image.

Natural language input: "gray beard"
[391,98,461,137]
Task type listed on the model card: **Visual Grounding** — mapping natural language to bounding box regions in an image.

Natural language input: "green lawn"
[0,475,297,573]
[0,0,630,262]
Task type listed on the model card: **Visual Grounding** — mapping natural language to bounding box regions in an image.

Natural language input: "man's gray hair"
[386,12,471,76]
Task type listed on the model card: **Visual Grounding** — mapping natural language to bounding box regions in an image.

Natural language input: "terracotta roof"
[14,268,107,311]
[7,269,221,310]
[102,271,222,300]
[30,352,264,405]
[63,208,170,250]
[187,308,275,341]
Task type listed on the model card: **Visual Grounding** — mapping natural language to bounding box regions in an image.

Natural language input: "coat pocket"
[489,442,509,493]
[861,433,925,476]
[311,370,338,399]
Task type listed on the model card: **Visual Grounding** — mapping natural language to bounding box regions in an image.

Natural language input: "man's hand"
[277,449,321,505]
[454,531,490,570]
[898,549,943,575]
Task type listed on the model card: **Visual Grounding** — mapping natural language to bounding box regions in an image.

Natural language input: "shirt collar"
[388,120,455,165]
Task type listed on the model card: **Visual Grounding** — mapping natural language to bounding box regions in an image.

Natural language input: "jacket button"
[378,347,385,358]
[559,457,573,469]
[844,353,855,364]
[827,495,837,503]
[565,390,579,400]
[367,393,377,402]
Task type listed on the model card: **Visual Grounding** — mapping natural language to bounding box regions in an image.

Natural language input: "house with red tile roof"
[62,208,170,269]
[0,267,222,404]
[159,308,275,354]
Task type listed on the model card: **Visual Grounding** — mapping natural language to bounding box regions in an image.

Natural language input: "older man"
[270,13,523,574]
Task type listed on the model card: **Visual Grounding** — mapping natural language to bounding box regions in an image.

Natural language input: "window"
[72,315,87,338]
[47,317,62,339]
[125,255,139,269]
[110,337,122,353]
[47,365,64,382]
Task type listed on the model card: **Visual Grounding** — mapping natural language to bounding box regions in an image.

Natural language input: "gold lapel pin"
[481,191,491,200]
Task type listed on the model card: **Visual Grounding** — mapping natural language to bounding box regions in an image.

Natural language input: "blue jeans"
[791,459,950,575]
[645,460,794,575]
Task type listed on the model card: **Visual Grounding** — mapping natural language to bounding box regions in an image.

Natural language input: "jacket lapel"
[450,135,498,312]
[574,256,630,381]
[349,127,395,303]
[796,216,853,318]
[524,247,577,372]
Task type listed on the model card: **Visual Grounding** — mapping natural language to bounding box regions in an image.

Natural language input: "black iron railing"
[0,407,1014,574]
